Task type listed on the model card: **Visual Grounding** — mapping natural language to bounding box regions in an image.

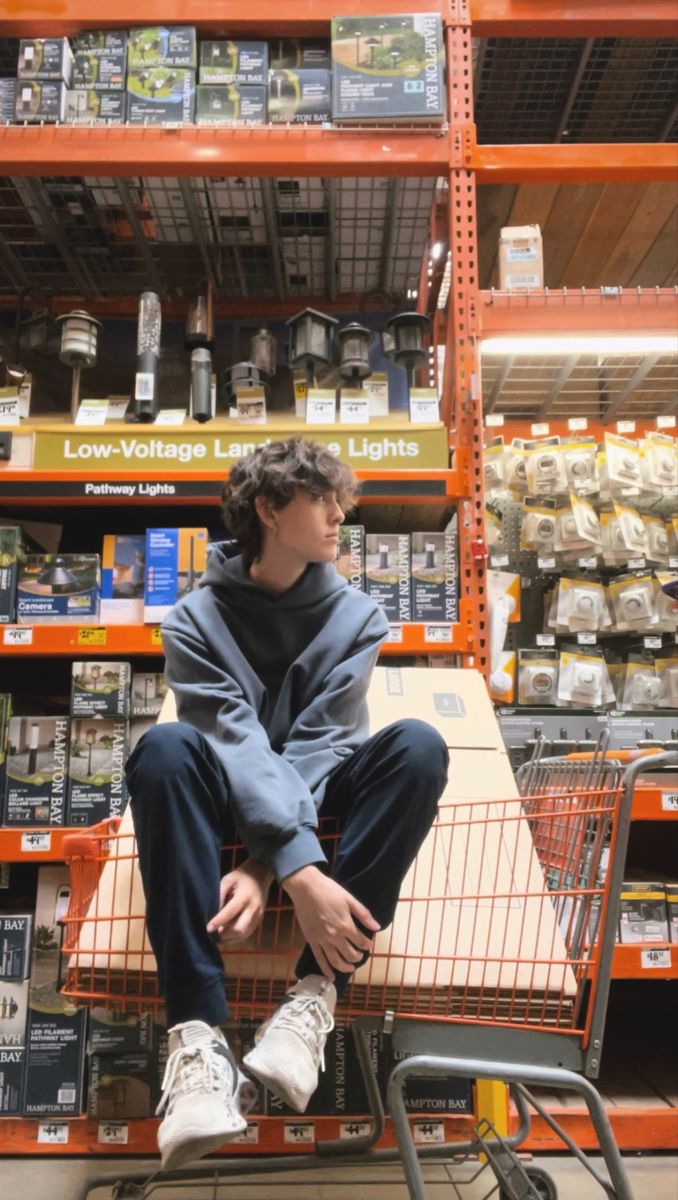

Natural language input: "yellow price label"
[77,626,107,646]
[150,627,163,647]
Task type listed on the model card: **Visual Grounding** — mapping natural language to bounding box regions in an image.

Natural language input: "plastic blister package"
[518,648,559,705]
[504,438,529,496]
[485,505,505,552]
[524,437,568,496]
[607,573,658,631]
[553,577,611,633]
[558,648,614,708]
[621,655,663,710]
[656,656,678,709]
[654,572,678,633]
[484,437,506,496]
[644,516,670,565]
[563,437,598,496]
[640,432,677,496]
[554,501,598,559]
[604,433,643,498]
[521,499,557,552]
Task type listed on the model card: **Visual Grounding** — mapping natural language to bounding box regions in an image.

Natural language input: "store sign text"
[59,435,424,465]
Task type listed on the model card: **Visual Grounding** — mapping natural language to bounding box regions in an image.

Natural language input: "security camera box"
[0,914,33,980]
[0,78,17,123]
[131,672,168,718]
[144,528,208,623]
[14,81,68,124]
[331,14,445,124]
[365,533,411,622]
[270,40,332,70]
[411,531,458,622]
[126,69,196,126]
[88,1051,155,1119]
[128,27,197,70]
[17,38,73,83]
[268,69,332,124]
[4,716,70,827]
[196,84,267,126]
[0,1043,26,1115]
[0,526,25,623]
[199,41,268,86]
[16,554,100,623]
[88,1006,154,1056]
[100,533,146,624]
[66,717,129,827]
[666,883,678,943]
[335,525,365,591]
[498,225,544,291]
[65,89,126,124]
[71,661,132,719]
[619,881,669,944]
[72,31,128,55]
[73,48,127,90]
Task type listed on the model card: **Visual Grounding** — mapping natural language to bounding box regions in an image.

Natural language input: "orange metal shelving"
[611,944,678,981]
[480,287,678,338]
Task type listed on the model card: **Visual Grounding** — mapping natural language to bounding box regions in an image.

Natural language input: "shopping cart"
[60,746,677,1200]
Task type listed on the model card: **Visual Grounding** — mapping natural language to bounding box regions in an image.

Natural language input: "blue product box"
[16,554,100,624]
[100,534,146,624]
[144,528,208,623]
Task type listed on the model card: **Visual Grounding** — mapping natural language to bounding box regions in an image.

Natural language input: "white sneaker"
[243,975,336,1113]
[156,1020,247,1171]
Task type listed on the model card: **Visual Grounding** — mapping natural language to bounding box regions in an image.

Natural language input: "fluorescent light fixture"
[481,335,678,357]
[431,241,444,260]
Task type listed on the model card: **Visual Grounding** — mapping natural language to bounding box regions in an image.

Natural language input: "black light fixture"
[249,327,277,379]
[184,288,214,352]
[219,361,268,411]
[134,291,161,422]
[37,556,78,593]
[56,309,102,421]
[382,312,431,386]
[190,348,213,424]
[286,308,338,386]
[337,322,372,388]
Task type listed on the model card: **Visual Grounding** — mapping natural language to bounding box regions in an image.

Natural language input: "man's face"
[271,488,345,564]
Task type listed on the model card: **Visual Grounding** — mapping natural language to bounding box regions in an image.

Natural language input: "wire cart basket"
[60,744,677,1200]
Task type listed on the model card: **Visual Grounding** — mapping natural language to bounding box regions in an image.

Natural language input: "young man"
[126,437,449,1170]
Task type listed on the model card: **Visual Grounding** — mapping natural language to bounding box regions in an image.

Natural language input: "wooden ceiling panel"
[560,183,646,286]
[539,183,604,283]
[599,182,678,285]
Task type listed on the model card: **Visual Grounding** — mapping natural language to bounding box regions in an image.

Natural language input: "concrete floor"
[0,1155,676,1200]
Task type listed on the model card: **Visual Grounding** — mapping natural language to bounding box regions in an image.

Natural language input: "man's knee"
[390,718,449,788]
[126,721,204,789]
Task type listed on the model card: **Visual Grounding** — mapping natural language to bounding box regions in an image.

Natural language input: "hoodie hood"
[200,543,347,613]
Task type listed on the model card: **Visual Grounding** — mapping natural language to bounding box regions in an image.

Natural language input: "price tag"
[284,1121,314,1144]
[657,414,676,429]
[536,633,555,647]
[98,1123,129,1145]
[387,624,403,643]
[485,413,504,427]
[235,1122,259,1145]
[0,395,20,425]
[339,1121,371,1140]
[641,948,671,970]
[537,556,556,569]
[21,832,51,853]
[644,636,662,650]
[578,557,598,569]
[627,558,646,570]
[616,420,636,433]
[106,397,130,422]
[662,792,678,812]
[490,554,509,568]
[339,392,369,425]
[425,624,453,644]
[306,391,336,425]
[577,632,596,645]
[3,626,33,646]
[668,557,678,569]
[75,399,109,426]
[150,626,163,646]
[409,390,440,424]
[531,422,550,436]
[413,1120,445,1144]
[154,408,187,426]
[77,627,107,646]
[568,418,588,431]
[38,1123,69,1144]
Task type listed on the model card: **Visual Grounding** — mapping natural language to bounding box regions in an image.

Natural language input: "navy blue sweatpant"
[126,719,449,1027]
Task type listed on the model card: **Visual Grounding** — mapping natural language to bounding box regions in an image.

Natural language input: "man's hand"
[283,865,380,981]
[207,858,273,946]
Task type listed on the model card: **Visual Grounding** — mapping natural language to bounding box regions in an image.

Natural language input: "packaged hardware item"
[66,718,129,826]
[524,438,567,496]
[553,502,596,560]
[88,1051,155,1119]
[666,883,678,943]
[490,650,516,704]
[553,577,610,634]
[199,41,268,85]
[669,517,678,562]
[131,672,168,717]
[504,439,528,495]
[73,31,128,55]
[620,656,662,710]
[498,224,544,290]
[0,694,11,814]
[640,432,677,495]
[0,78,17,122]
[334,525,365,591]
[483,438,505,495]
[619,881,669,944]
[73,46,126,89]
[365,534,411,622]
[0,526,25,623]
[4,716,69,827]
[656,655,678,709]
[603,433,642,497]
[654,572,678,633]
[16,553,100,623]
[569,493,601,548]
[518,649,559,706]
[613,503,647,558]
[607,573,658,632]
[0,914,32,980]
[65,90,125,124]
[268,69,331,123]
[144,528,208,623]
[644,515,670,565]
[17,38,73,83]
[562,437,598,496]
[15,81,67,123]
[126,69,196,126]
[410,532,458,622]
[600,507,630,567]
[128,27,197,70]
[520,499,557,553]
[557,649,614,709]
[100,534,146,624]
[485,505,505,552]
[331,14,445,124]
[269,40,332,70]
[195,84,267,125]
[71,661,131,719]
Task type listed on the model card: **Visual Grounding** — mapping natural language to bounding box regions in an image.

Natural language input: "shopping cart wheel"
[500,1165,558,1200]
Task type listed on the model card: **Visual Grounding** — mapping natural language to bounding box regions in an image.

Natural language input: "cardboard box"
[71,661,131,719]
[144,528,208,622]
[131,673,168,718]
[196,84,266,126]
[100,533,146,624]
[199,41,268,86]
[331,14,445,124]
[365,533,411,622]
[16,554,100,623]
[619,882,669,944]
[666,883,678,943]
[0,78,17,123]
[367,668,506,751]
[389,1042,472,1114]
[73,48,126,90]
[268,69,331,124]
[17,38,73,83]
[64,89,125,124]
[66,718,129,826]
[270,40,332,69]
[88,1051,154,1119]
[0,914,33,980]
[0,693,11,811]
[88,1007,154,1056]
[498,225,544,291]
[0,1045,25,1115]
[72,31,128,55]
[0,526,24,624]
[4,717,70,827]
[0,979,29,1046]
[335,525,365,591]
[411,531,458,622]
[126,69,196,126]
[14,81,67,124]
[128,26,197,69]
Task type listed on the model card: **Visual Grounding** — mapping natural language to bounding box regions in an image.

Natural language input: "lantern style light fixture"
[286,308,338,385]
[134,291,162,422]
[250,327,278,380]
[184,292,214,353]
[219,361,268,411]
[337,321,372,389]
[382,312,431,386]
[55,309,102,421]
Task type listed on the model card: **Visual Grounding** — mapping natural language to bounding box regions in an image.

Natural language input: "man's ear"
[254,494,277,532]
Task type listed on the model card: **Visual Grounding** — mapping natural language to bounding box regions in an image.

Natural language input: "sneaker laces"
[156,1036,237,1118]
[257,993,335,1072]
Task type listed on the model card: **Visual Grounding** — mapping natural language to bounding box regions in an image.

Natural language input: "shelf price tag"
[0,395,20,425]
[75,399,108,427]
[235,1122,259,1145]
[657,414,676,429]
[627,557,646,570]
[616,420,636,434]
[413,1120,445,1144]
[490,554,509,568]
[340,1121,371,1140]
[155,408,187,426]
[662,792,678,813]
[536,633,555,647]
[425,624,453,644]
[387,624,403,643]
[339,392,369,424]
[568,418,588,431]
[3,626,33,646]
[641,948,671,970]
[38,1123,69,1144]
[409,389,440,423]
[644,636,662,650]
[98,1123,129,1145]
[77,626,107,646]
[537,556,556,570]
[485,413,504,428]
[531,422,550,437]
[284,1121,314,1144]
[21,831,51,853]
[577,632,596,645]
[578,557,598,569]
[306,390,336,425]
[150,626,163,647]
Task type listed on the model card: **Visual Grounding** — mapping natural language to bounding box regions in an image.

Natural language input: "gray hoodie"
[161,545,389,882]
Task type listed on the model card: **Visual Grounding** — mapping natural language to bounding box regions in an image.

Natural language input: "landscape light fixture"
[382,311,431,387]
[27,722,40,776]
[190,348,213,424]
[219,361,267,410]
[184,289,214,352]
[37,556,78,594]
[250,327,278,380]
[134,291,161,422]
[286,308,338,385]
[85,727,97,776]
[337,322,372,388]
[55,310,101,421]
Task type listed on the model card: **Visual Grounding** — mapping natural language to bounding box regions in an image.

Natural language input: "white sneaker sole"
[159,1107,247,1173]
[242,1046,309,1114]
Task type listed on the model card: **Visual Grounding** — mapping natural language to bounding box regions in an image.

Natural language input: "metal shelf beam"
[472,141,678,185]
[470,1,678,37]
[480,288,678,336]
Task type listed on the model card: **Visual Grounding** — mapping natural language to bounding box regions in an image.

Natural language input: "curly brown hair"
[221,437,359,565]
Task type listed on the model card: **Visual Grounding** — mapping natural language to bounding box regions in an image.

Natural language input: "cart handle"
[564,747,665,764]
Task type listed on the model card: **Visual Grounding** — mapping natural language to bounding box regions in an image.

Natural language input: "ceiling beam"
[472,141,678,185]
[21,178,99,299]
[0,293,393,320]
[0,229,31,294]
[325,179,338,302]
[537,354,579,418]
[604,354,662,421]
[260,179,287,302]
[378,179,401,296]
[177,178,221,295]
[484,355,514,413]
[554,39,594,143]
[113,179,165,299]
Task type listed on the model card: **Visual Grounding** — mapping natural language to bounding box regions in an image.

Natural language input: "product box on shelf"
[0,526,25,623]
[73,47,127,90]
[16,554,100,624]
[66,718,129,827]
[199,41,268,86]
[365,533,411,622]
[3,716,70,827]
[88,1050,155,1119]
[411,531,458,622]
[331,14,445,124]
[335,525,365,591]
[389,1043,472,1114]
[0,914,33,980]
[126,69,196,126]
[0,694,12,816]
[88,1007,154,1056]
[73,31,128,55]
[100,533,146,625]
[17,38,73,83]
[498,225,544,291]
[128,26,197,70]
[0,976,28,1115]
[64,89,126,124]
[0,78,17,123]
[195,84,267,126]
[269,40,332,70]
[131,672,168,718]
[144,528,208,623]
[666,883,678,943]
[14,81,67,124]
[618,881,669,944]
[0,1041,26,1115]
[23,866,87,1117]
[71,661,132,719]
[268,69,332,124]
